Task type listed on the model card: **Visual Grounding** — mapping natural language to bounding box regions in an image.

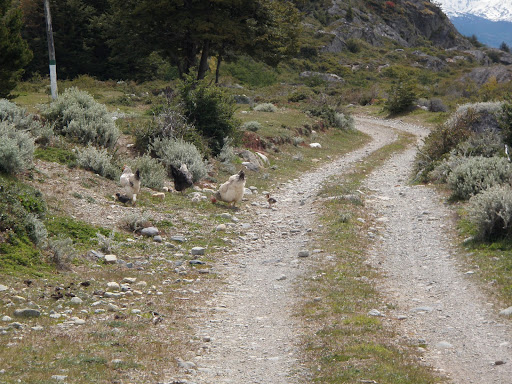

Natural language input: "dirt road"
[184,117,512,384]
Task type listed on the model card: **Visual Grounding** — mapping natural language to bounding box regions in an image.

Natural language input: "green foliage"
[47,237,76,270]
[254,103,277,112]
[0,175,47,270]
[333,112,355,130]
[41,88,120,148]
[0,121,35,175]
[178,75,239,155]
[119,211,152,233]
[224,56,278,87]
[0,99,52,143]
[45,216,110,247]
[307,103,353,130]
[242,121,262,132]
[384,75,417,114]
[498,98,512,146]
[0,0,32,98]
[129,153,167,189]
[447,156,511,200]
[500,42,510,53]
[345,38,362,53]
[288,88,313,102]
[76,145,119,180]
[151,137,207,182]
[134,108,196,153]
[34,146,77,166]
[469,185,512,241]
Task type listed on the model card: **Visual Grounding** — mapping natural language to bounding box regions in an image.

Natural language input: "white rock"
[104,254,117,264]
[309,142,322,148]
[122,277,137,284]
[107,282,120,291]
[0,284,8,292]
[2,316,12,322]
[70,297,83,305]
[216,224,227,231]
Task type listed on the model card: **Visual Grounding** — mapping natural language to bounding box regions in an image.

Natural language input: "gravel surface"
[184,117,512,384]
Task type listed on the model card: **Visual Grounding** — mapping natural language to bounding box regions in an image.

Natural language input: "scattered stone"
[104,254,117,264]
[171,235,187,242]
[51,375,68,381]
[154,235,163,243]
[122,277,137,284]
[216,224,227,231]
[411,306,434,313]
[141,227,159,237]
[88,250,104,259]
[219,213,232,220]
[12,296,26,303]
[107,304,119,312]
[131,309,141,314]
[189,260,205,265]
[70,297,83,305]
[499,306,512,316]
[191,247,205,256]
[9,322,23,329]
[13,308,40,318]
[0,284,8,292]
[177,359,196,370]
[276,274,287,281]
[111,359,123,365]
[397,315,408,320]
[368,309,384,317]
[493,360,506,366]
[107,282,120,291]
[72,317,86,325]
[243,162,260,172]
[31,325,44,331]
[2,316,12,322]
[298,250,310,258]
[436,341,453,349]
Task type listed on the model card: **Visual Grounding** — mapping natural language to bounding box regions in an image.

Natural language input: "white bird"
[211,169,246,208]
[506,144,511,162]
[120,165,141,205]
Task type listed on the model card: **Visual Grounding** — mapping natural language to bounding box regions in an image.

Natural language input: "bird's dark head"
[238,169,245,180]
[115,193,121,198]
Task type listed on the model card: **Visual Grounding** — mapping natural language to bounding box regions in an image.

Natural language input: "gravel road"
[184,117,512,384]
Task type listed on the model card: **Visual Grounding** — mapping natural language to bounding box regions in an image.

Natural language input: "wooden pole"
[43,0,58,100]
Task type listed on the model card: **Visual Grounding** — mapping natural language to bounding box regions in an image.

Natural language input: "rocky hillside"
[309,0,471,52]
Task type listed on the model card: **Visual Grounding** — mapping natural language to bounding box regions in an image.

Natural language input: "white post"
[44,0,58,100]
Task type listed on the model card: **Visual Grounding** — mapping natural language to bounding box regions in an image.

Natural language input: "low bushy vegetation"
[254,103,278,112]
[129,153,167,189]
[468,185,512,241]
[447,156,511,200]
[384,75,416,115]
[241,121,262,132]
[151,137,207,182]
[119,211,152,233]
[76,145,119,180]
[41,87,120,148]
[0,121,35,175]
[0,99,53,144]
[179,75,239,155]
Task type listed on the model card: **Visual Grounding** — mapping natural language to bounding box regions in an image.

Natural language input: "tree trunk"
[197,40,210,80]
[215,55,222,84]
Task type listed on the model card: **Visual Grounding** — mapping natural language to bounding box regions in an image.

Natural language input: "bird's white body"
[213,170,246,206]
[120,165,141,204]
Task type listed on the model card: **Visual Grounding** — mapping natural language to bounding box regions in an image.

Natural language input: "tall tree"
[107,0,301,80]
[0,0,32,98]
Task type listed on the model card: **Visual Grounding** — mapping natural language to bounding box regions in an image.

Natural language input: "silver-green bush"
[129,153,167,189]
[0,121,35,174]
[41,87,119,148]
[151,137,207,182]
[76,145,119,180]
[333,112,355,130]
[445,102,502,134]
[119,211,152,232]
[48,237,76,270]
[254,103,277,112]
[242,121,262,132]
[469,185,512,240]
[447,156,511,200]
[25,213,48,247]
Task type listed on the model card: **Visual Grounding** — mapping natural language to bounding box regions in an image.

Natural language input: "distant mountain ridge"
[450,14,512,48]
[437,0,512,22]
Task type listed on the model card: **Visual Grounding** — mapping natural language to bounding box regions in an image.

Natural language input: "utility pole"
[43,0,58,100]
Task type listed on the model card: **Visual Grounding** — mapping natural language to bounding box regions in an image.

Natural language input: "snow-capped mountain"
[436,0,512,22]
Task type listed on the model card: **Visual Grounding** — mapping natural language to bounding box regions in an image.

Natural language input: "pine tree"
[0,0,32,98]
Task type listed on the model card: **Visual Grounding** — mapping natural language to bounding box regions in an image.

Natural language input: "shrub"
[254,103,277,112]
[0,122,35,175]
[429,98,448,113]
[135,108,196,153]
[0,99,52,144]
[469,185,512,240]
[384,76,416,114]
[454,130,503,158]
[48,237,76,270]
[76,145,119,180]
[151,137,207,182]
[119,211,152,232]
[224,56,278,87]
[447,156,511,200]
[179,74,239,155]
[41,87,119,148]
[242,121,262,132]
[25,213,48,247]
[333,112,355,130]
[288,89,312,102]
[129,153,167,189]
[96,230,117,254]
[292,136,305,146]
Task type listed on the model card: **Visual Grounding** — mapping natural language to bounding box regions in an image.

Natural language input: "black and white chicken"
[120,165,141,205]
[170,163,193,193]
